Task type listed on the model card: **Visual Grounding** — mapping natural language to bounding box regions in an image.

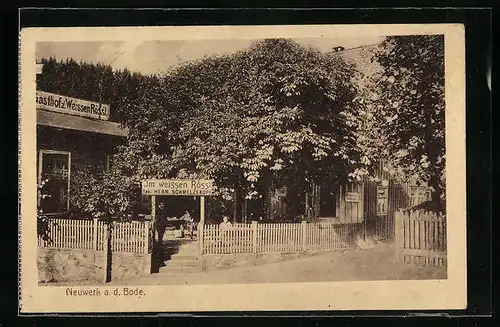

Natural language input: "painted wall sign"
[36,90,110,121]
[141,179,214,196]
[345,192,360,202]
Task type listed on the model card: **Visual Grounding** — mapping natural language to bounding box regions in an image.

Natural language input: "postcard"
[19,23,466,313]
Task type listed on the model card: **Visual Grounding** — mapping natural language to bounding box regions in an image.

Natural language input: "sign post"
[151,195,156,242]
[198,196,205,259]
[200,196,205,224]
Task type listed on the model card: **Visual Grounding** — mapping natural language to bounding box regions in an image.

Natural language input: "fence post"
[198,222,204,255]
[395,210,404,264]
[197,222,205,272]
[92,218,98,250]
[301,220,307,252]
[102,223,110,283]
[252,221,258,254]
[251,221,258,266]
[143,221,150,254]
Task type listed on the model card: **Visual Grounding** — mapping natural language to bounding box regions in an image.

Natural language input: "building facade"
[36,65,128,216]
[265,44,432,241]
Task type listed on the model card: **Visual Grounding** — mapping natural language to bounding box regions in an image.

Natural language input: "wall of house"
[36,126,126,215]
[363,160,430,242]
[267,180,366,223]
[364,180,409,241]
[37,126,123,173]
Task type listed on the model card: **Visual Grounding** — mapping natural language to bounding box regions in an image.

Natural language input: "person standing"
[180,210,194,239]
[188,218,195,239]
[219,216,232,253]
[155,201,168,243]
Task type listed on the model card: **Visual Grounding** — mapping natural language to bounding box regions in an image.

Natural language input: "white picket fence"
[199,221,360,255]
[38,218,152,254]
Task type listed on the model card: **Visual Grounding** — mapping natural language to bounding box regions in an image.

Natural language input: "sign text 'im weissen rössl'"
[141,179,214,196]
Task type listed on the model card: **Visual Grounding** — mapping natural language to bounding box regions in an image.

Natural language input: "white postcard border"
[19,24,466,313]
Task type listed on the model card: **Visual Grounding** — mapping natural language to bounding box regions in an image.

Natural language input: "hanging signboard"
[275,187,287,197]
[377,186,389,198]
[345,192,360,202]
[36,90,110,121]
[141,179,214,196]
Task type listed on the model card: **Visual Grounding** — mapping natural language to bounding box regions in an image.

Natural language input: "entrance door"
[319,183,337,217]
[38,150,71,214]
[305,183,321,219]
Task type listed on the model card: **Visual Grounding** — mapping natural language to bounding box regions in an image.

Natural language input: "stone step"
[175,253,198,258]
[177,248,198,254]
[170,255,198,261]
[179,243,198,248]
[165,260,198,268]
[158,265,200,274]
[164,245,198,253]
[176,250,199,256]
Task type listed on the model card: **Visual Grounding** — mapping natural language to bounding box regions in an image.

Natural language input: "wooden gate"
[395,210,447,267]
[364,178,412,242]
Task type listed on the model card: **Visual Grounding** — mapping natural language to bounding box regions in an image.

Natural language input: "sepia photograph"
[19,24,466,312]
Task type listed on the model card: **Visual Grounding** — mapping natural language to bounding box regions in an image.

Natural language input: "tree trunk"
[233,187,245,223]
[425,115,445,214]
[103,223,112,283]
[232,192,238,223]
[428,175,444,213]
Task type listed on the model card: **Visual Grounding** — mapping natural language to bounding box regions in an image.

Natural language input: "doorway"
[38,150,71,214]
[319,183,337,217]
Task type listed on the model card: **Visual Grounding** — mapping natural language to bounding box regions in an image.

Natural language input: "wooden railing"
[395,210,447,267]
[38,218,152,254]
[199,221,360,255]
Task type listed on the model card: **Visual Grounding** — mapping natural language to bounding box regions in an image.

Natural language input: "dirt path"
[110,244,447,286]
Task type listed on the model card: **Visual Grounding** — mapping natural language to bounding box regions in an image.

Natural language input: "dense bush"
[68,167,143,221]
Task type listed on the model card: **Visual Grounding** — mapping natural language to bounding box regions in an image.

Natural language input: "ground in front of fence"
[106,243,446,286]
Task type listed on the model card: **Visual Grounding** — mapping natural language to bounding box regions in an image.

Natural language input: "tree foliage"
[68,166,143,221]
[37,57,161,122]
[37,179,59,243]
[120,39,364,203]
[371,35,446,212]
[41,37,447,219]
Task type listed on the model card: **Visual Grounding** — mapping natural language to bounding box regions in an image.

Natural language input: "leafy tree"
[371,35,446,212]
[68,166,143,221]
[126,39,365,220]
[37,178,60,243]
[37,57,161,122]
[51,39,366,222]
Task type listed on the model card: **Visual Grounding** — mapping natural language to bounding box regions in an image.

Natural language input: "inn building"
[36,63,129,216]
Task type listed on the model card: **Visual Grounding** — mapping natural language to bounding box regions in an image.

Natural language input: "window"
[376,185,389,215]
[410,186,430,207]
[38,150,71,214]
